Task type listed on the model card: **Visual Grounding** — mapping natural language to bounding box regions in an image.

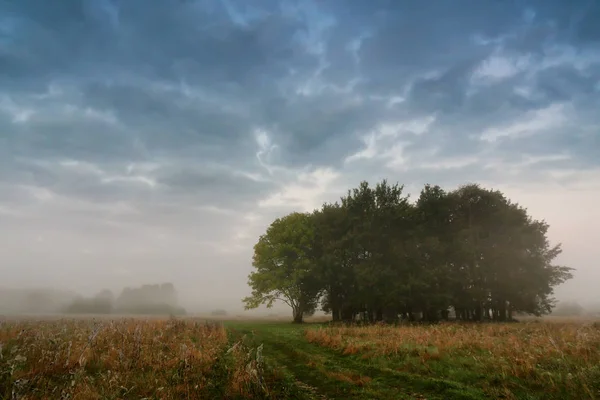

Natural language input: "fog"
[2,181,598,317]
[496,183,600,311]
[1,1,599,317]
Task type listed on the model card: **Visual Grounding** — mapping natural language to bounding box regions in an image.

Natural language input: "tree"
[95,289,114,303]
[115,283,185,315]
[315,180,414,323]
[447,184,573,320]
[410,184,456,321]
[243,212,323,323]
[244,180,574,324]
[313,202,355,321]
[343,180,413,323]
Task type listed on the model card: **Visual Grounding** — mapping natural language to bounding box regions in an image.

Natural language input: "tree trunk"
[425,308,439,322]
[475,304,483,321]
[292,308,303,324]
[407,306,415,321]
[499,301,507,321]
[341,306,354,322]
[383,308,398,323]
[332,306,340,322]
[441,309,449,320]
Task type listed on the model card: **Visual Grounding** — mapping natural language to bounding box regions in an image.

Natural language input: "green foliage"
[245,179,574,323]
[243,212,323,323]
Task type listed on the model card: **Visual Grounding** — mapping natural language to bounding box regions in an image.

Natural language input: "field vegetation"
[1,317,599,399]
[0,318,295,399]
[305,321,600,399]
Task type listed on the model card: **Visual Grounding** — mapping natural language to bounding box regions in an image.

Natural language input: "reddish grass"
[0,318,268,399]
[306,321,600,397]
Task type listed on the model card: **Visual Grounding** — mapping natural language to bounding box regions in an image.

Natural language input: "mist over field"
[1,0,599,318]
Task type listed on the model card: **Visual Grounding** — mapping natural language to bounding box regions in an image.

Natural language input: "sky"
[1,0,599,312]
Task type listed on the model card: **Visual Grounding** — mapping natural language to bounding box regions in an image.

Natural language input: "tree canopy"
[243,212,322,323]
[244,180,574,323]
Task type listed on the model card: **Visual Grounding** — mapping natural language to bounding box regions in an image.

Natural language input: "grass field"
[0,318,290,399]
[1,317,599,399]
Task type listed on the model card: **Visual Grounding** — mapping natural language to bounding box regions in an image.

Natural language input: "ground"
[1,315,599,399]
[227,320,600,399]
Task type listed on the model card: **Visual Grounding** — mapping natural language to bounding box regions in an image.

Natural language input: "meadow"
[0,318,294,399]
[1,316,599,399]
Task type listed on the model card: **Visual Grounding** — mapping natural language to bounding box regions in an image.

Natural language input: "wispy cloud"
[479,103,568,142]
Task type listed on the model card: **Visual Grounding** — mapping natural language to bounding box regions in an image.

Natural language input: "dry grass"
[306,321,600,398]
[0,318,270,399]
[323,370,372,386]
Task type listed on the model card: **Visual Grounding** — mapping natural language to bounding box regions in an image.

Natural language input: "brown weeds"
[306,321,600,397]
[0,318,268,399]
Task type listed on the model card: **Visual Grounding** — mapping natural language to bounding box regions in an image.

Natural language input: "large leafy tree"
[243,212,322,323]
[410,184,456,321]
[313,202,357,322]
[316,180,413,322]
[447,184,573,320]
[345,180,413,322]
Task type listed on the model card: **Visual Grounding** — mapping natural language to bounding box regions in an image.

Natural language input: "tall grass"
[0,318,269,399]
[306,322,600,398]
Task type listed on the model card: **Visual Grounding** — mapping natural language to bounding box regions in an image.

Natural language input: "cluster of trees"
[243,180,574,323]
[65,289,114,314]
[65,283,186,315]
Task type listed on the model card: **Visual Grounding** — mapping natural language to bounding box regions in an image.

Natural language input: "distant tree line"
[65,283,186,315]
[0,288,77,314]
[243,180,574,323]
[210,309,228,317]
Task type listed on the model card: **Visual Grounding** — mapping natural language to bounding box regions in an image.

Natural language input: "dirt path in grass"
[226,323,484,400]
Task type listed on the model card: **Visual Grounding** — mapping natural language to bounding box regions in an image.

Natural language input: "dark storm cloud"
[2,0,596,172]
[406,60,482,113]
[0,0,303,87]
[154,164,276,207]
[322,0,520,95]
[258,93,391,167]
[78,81,256,155]
[532,65,600,101]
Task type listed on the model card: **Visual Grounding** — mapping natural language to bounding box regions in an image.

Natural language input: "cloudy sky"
[1,0,599,311]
